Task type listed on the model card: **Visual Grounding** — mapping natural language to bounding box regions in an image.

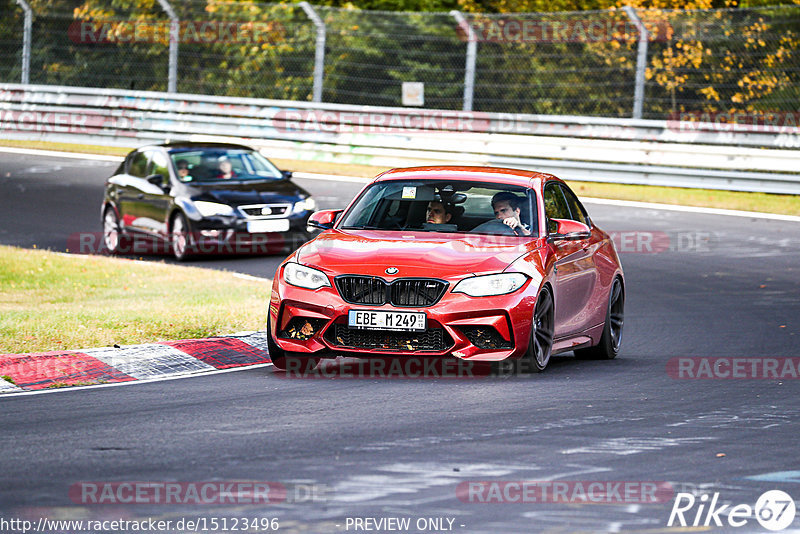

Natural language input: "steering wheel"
[469,219,517,236]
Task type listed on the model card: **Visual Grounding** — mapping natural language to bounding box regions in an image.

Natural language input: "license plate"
[247,219,290,233]
[348,310,427,332]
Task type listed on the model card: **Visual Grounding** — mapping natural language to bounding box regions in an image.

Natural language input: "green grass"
[2,140,798,216]
[0,246,270,354]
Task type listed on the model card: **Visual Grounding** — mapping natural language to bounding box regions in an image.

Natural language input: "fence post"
[450,10,476,112]
[300,2,325,103]
[155,0,179,93]
[15,0,33,85]
[623,6,648,120]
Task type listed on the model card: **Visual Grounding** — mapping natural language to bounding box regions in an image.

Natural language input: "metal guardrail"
[2,83,799,195]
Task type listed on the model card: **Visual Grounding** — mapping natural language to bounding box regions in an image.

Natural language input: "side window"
[127,151,149,178]
[148,151,170,183]
[543,182,571,233]
[559,184,590,226]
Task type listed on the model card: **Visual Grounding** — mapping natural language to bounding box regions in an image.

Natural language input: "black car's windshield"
[169,148,282,182]
[339,180,538,237]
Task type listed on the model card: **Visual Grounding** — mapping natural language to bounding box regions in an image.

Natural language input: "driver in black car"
[491,192,531,236]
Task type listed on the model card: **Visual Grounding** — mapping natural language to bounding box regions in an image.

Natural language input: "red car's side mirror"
[548,218,591,242]
[308,209,342,230]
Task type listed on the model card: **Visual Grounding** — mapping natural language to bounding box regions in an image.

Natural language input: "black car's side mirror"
[146,174,164,186]
[281,170,293,180]
[146,174,170,193]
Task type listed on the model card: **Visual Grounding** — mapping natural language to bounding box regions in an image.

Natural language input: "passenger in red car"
[492,192,531,236]
[426,201,453,224]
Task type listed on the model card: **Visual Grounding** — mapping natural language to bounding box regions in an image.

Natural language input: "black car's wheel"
[525,286,555,373]
[266,316,318,373]
[575,277,624,360]
[103,207,129,255]
[170,212,195,261]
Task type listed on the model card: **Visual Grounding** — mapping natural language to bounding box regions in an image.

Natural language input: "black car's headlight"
[194,201,235,217]
[452,273,528,297]
[292,197,316,214]
[283,262,331,290]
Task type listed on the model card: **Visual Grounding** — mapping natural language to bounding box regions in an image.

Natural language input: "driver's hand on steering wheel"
[503,217,531,235]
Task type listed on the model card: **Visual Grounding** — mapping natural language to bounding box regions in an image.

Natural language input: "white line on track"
[293,171,372,184]
[232,272,272,283]
[582,197,800,223]
[0,146,122,162]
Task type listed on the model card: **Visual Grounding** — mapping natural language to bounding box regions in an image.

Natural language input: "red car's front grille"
[326,324,453,352]
[334,276,448,307]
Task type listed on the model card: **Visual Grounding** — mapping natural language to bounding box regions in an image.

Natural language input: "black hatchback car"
[102,142,317,260]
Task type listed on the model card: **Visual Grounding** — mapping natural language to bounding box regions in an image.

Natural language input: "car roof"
[374,166,561,188]
[135,142,256,152]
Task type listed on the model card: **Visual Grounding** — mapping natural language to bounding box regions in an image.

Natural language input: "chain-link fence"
[2,0,799,120]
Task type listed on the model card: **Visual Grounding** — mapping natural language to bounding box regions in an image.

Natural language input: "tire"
[170,212,195,261]
[266,316,318,373]
[524,286,555,373]
[103,207,130,255]
[575,277,624,360]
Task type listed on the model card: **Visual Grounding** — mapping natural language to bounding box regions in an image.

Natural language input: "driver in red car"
[492,192,531,236]
[426,200,454,224]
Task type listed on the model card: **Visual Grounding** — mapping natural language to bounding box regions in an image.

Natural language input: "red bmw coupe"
[267,166,624,373]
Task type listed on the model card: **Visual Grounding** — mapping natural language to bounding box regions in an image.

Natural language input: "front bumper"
[188,215,315,254]
[269,273,538,362]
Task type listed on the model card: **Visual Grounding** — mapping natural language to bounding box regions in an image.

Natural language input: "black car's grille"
[326,324,452,352]
[334,276,448,307]
[240,204,289,218]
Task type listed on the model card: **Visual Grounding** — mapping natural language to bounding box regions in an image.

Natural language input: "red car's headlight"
[283,262,331,290]
[452,273,527,297]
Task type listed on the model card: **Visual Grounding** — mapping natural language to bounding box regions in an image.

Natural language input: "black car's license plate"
[347,310,427,332]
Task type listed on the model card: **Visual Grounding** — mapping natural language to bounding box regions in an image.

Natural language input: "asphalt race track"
[1,150,800,533]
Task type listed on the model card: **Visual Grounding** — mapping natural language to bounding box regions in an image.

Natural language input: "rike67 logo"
[668,490,796,531]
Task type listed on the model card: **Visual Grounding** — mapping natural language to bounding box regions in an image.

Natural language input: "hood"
[187,179,307,205]
[296,229,539,279]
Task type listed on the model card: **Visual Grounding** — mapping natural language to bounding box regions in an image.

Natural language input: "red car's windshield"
[339,180,538,237]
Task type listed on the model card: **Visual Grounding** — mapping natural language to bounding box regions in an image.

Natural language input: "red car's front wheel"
[526,286,554,373]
